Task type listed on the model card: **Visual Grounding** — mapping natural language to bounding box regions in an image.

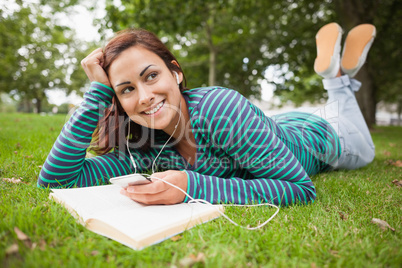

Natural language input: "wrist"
[182,170,192,203]
[86,82,115,105]
[91,81,113,91]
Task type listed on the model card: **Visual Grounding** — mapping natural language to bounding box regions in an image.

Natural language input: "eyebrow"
[115,81,131,88]
[140,64,153,76]
[114,65,154,88]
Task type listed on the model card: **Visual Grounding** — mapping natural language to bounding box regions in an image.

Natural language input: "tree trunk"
[354,65,376,127]
[35,98,42,114]
[25,98,32,113]
[334,0,377,127]
[208,47,216,86]
[397,97,402,125]
[206,6,217,86]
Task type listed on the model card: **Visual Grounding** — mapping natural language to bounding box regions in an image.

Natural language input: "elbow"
[308,191,317,205]
[37,178,50,189]
[37,176,73,189]
[295,184,316,206]
[37,168,50,188]
[37,172,55,189]
[37,168,73,189]
[306,186,317,205]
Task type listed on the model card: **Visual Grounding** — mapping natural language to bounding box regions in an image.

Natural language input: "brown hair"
[89,29,187,155]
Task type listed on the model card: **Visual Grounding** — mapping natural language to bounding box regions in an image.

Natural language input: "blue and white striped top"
[38,82,341,206]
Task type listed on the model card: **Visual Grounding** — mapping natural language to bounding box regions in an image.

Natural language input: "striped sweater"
[38,82,341,206]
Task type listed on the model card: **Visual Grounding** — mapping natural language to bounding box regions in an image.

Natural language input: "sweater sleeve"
[184,88,316,206]
[37,82,135,188]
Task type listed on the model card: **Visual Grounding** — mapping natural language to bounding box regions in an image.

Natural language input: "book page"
[51,185,145,221]
[93,202,221,240]
[51,184,223,250]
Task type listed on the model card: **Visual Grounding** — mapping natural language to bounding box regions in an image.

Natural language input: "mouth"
[143,100,165,115]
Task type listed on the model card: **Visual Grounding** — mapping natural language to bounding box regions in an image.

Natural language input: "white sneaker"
[341,24,376,77]
[314,23,343,79]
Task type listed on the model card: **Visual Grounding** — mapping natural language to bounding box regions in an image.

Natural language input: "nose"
[138,87,155,105]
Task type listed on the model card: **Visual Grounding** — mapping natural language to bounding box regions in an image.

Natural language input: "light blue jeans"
[297,75,375,170]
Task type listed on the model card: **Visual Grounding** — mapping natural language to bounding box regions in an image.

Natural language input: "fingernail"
[127,187,135,193]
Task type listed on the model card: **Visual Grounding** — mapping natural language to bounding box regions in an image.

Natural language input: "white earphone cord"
[127,101,182,175]
[147,175,280,230]
[125,76,279,230]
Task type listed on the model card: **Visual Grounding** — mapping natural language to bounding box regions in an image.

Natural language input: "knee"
[356,143,375,169]
[335,140,375,170]
[366,145,375,164]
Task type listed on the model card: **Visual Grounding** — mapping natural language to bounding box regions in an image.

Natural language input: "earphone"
[174,71,180,85]
[127,70,181,171]
[124,70,280,230]
[127,99,182,174]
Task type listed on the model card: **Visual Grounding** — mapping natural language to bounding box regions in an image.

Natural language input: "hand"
[81,48,111,88]
[120,170,188,205]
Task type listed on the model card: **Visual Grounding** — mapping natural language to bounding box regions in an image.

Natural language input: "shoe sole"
[341,24,376,77]
[314,23,343,78]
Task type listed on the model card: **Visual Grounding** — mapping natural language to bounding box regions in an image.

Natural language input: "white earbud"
[174,71,180,85]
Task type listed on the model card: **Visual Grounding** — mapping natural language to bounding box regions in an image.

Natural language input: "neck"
[157,96,196,167]
[163,97,195,147]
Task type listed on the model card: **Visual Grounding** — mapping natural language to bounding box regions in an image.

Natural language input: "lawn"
[0,112,401,267]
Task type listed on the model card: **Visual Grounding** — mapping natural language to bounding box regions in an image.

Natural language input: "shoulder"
[184,86,242,98]
[272,111,328,125]
[184,86,247,116]
[184,87,259,136]
[183,86,232,107]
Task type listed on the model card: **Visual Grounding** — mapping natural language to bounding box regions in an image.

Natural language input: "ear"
[171,60,183,84]
[171,60,180,68]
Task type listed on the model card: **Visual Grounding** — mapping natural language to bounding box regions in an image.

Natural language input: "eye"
[122,86,135,94]
[146,72,158,81]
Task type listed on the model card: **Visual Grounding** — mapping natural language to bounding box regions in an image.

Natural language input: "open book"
[50,185,223,250]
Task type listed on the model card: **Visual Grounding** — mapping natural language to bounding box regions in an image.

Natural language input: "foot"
[314,22,343,79]
[341,24,376,77]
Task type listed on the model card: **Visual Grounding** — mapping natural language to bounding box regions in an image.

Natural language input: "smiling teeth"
[144,101,164,115]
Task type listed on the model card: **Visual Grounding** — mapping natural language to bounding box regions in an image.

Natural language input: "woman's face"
[108,46,183,132]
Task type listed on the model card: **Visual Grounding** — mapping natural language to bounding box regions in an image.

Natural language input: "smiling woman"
[107,46,183,134]
[38,25,376,206]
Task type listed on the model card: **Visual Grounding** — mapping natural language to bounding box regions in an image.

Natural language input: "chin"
[143,120,170,131]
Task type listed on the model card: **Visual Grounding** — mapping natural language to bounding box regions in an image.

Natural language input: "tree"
[102,0,332,99]
[102,0,401,126]
[0,0,88,113]
[333,0,402,126]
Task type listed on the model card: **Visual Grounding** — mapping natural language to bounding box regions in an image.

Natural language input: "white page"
[51,185,145,221]
[92,202,220,241]
[51,184,222,249]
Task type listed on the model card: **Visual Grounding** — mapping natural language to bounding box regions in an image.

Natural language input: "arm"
[38,48,136,188]
[37,82,134,188]
[184,88,316,206]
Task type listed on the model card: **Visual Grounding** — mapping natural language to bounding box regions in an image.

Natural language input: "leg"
[322,75,375,169]
[313,22,376,169]
[294,75,375,169]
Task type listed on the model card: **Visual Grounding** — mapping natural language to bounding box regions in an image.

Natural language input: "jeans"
[296,75,375,170]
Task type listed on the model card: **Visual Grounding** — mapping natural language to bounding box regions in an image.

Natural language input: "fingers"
[124,171,177,194]
[126,179,168,194]
[120,187,173,205]
[149,171,171,179]
[120,170,187,205]
[82,47,103,61]
[80,48,103,72]
[81,48,111,87]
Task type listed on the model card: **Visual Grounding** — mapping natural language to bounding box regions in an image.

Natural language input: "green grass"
[0,113,401,267]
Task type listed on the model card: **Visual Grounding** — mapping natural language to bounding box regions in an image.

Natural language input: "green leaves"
[101,0,331,100]
[101,0,402,125]
[0,1,89,113]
